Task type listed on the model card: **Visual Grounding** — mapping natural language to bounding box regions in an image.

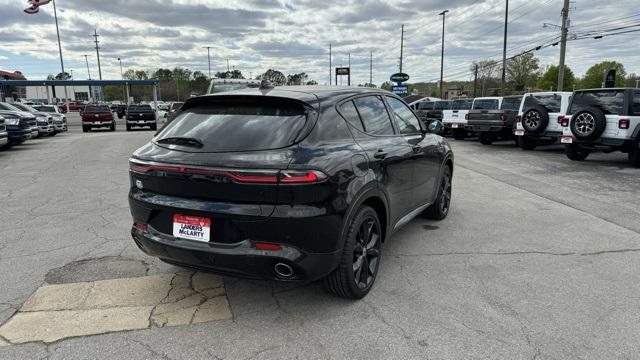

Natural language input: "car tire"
[517,135,536,151]
[324,205,382,299]
[570,107,606,141]
[422,165,452,220]
[565,144,590,161]
[82,126,89,133]
[453,129,466,140]
[110,122,116,132]
[629,138,640,168]
[479,133,494,145]
[126,124,131,131]
[521,106,549,134]
[151,124,157,131]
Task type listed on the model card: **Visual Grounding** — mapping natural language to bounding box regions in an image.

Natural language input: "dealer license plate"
[515,130,525,136]
[561,136,573,144]
[452,123,459,128]
[173,214,211,242]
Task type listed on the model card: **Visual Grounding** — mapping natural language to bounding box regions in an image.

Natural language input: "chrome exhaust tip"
[274,262,294,278]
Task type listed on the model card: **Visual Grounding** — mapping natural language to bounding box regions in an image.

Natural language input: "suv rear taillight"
[465,114,469,120]
[515,115,521,123]
[129,162,327,185]
[559,116,570,127]
[500,114,506,121]
[619,119,630,129]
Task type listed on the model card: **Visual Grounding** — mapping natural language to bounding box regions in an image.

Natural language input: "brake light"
[559,116,570,127]
[254,242,282,251]
[619,119,630,129]
[515,115,521,123]
[465,114,469,120]
[134,223,147,231]
[129,162,326,184]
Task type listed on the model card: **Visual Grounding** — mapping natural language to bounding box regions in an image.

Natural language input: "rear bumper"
[466,121,509,133]
[571,137,630,148]
[127,120,156,125]
[83,121,113,128]
[129,190,345,281]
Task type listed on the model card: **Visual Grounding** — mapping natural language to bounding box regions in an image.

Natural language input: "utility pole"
[226,59,230,72]
[204,46,212,78]
[557,0,570,91]
[370,51,373,86]
[500,0,509,96]
[399,24,405,73]
[329,44,332,86]
[473,64,478,97]
[93,29,102,80]
[439,10,449,99]
[348,53,351,86]
[118,57,125,102]
[83,55,91,80]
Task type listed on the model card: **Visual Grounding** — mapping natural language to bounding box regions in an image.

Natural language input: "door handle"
[373,150,387,159]
[411,145,422,152]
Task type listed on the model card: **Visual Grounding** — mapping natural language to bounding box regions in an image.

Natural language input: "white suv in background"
[560,88,640,167]
[514,92,572,150]
[442,97,474,140]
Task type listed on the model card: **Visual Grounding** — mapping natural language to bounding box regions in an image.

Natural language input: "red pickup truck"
[81,105,115,132]
[58,102,85,112]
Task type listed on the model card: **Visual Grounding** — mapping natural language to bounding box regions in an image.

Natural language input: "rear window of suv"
[569,90,625,115]
[434,101,451,110]
[473,99,499,110]
[501,97,522,111]
[128,105,153,112]
[524,94,563,113]
[155,98,309,152]
[451,99,473,110]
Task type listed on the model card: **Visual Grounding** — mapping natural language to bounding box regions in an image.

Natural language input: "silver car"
[34,104,67,132]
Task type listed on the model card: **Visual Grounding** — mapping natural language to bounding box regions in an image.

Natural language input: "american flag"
[24,0,53,14]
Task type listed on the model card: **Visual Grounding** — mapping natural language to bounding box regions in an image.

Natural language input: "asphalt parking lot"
[1,126,639,359]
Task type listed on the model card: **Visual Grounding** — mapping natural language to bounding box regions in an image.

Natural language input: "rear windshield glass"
[501,97,522,111]
[524,95,563,113]
[128,105,153,112]
[434,101,451,110]
[473,99,499,110]
[451,99,473,110]
[155,99,309,152]
[416,102,434,110]
[210,83,260,94]
[85,105,110,113]
[569,91,625,115]
[171,102,184,110]
[37,106,57,112]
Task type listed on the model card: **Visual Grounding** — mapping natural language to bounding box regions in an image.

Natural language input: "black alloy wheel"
[325,206,382,299]
[423,166,452,220]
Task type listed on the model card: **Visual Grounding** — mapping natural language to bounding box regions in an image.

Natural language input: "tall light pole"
[51,0,69,110]
[93,29,102,80]
[557,0,570,91]
[203,46,212,78]
[117,57,125,102]
[439,10,449,99]
[399,24,405,73]
[500,0,509,96]
[83,55,91,80]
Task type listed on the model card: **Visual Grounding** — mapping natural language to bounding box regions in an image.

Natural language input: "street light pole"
[204,46,212,78]
[439,10,449,99]
[83,55,91,80]
[118,57,125,102]
[500,0,509,96]
[51,0,69,111]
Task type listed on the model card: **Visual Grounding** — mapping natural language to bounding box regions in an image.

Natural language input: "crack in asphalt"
[129,339,175,360]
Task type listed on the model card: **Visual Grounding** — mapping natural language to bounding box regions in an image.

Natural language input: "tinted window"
[473,99,499,110]
[451,99,473,110]
[128,105,153,112]
[155,99,308,152]
[416,101,434,110]
[386,97,421,134]
[0,103,19,111]
[434,101,451,110]
[37,106,57,112]
[524,95,562,113]
[11,103,37,112]
[569,91,625,115]
[353,96,394,136]
[339,100,364,131]
[501,97,522,111]
[171,102,184,110]
[85,105,110,113]
[633,92,640,115]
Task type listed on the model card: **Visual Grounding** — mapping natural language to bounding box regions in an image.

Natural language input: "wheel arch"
[340,185,389,246]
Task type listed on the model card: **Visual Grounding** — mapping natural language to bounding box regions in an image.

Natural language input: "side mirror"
[426,120,444,134]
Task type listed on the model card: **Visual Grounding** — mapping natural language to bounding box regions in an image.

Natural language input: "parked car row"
[409,88,640,167]
[0,102,67,149]
[81,104,166,132]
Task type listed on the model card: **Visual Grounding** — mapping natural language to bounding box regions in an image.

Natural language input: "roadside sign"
[390,73,410,83]
[336,67,350,76]
[392,86,408,95]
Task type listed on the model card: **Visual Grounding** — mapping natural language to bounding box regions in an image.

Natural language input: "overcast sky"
[0,0,638,85]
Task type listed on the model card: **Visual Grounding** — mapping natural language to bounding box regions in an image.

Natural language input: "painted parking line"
[0,272,231,345]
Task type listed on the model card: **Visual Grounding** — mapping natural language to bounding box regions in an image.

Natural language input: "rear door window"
[386,96,421,135]
[451,99,473,110]
[353,96,395,136]
[633,92,640,116]
[473,99,499,110]
[569,90,626,115]
[155,98,309,152]
[524,95,562,113]
[339,100,364,132]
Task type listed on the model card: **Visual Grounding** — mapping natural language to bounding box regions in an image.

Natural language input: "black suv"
[129,86,454,299]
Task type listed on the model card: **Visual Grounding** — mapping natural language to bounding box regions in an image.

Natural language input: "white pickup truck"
[442,98,473,140]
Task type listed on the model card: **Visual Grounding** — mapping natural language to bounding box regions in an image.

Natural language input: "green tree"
[506,53,540,91]
[579,61,626,89]
[287,72,308,85]
[257,69,286,86]
[537,65,576,91]
[306,80,318,86]
[215,70,244,79]
[380,81,393,91]
[191,71,209,95]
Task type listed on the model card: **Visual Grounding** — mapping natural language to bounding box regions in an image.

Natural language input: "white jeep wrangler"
[515,92,572,150]
[442,98,474,140]
[560,88,640,167]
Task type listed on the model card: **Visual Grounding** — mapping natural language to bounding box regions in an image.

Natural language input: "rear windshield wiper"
[156,137,204,148]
